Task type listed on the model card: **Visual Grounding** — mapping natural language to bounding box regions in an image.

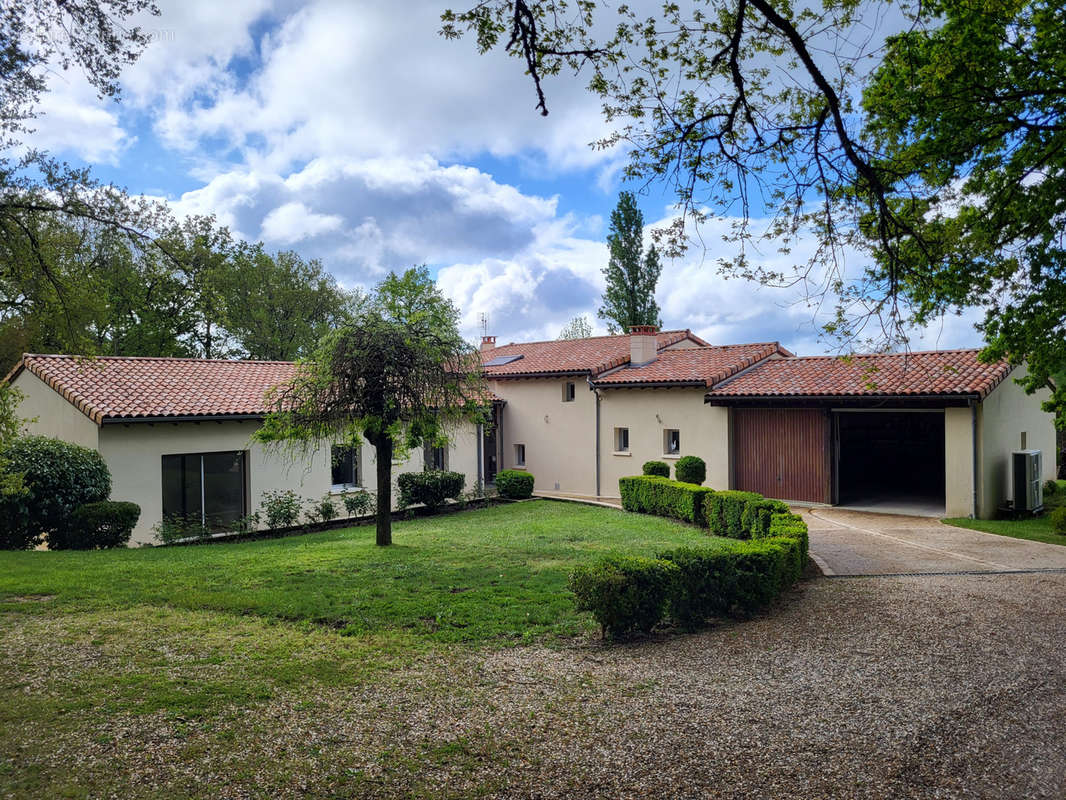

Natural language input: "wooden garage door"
[732,408,830,503]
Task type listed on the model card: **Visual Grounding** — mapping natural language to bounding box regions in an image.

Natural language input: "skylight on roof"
[484,354,524,367]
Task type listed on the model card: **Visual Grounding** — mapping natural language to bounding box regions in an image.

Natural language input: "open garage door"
[834,411,945,515]
[732,409,831,503]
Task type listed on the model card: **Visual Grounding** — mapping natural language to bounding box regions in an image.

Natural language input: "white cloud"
[260,202,343,243]
[27,77,132,164]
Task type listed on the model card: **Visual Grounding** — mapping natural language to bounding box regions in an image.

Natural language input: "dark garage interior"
[835,411,946,514]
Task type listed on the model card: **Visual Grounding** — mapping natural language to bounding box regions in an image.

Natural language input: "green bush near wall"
[642,460,670,478]
[618,475,716,526]
[705,490,763,538]
[741,498,792,539]
[496,469,534,499]
[674,455,706,485]
[569,555,680,639]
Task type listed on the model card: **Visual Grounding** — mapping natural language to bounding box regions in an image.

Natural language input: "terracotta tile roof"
[706,349,1012,400]
[8,354,300,424]
[482,330,708,377]
[592,343,792,387]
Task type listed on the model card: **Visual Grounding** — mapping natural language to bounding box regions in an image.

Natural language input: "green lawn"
[1,500,735,798]
[0,499,721,645]
[943,480,1066,546]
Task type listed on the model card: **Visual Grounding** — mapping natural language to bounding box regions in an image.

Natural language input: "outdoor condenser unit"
[1012,450,1043,513]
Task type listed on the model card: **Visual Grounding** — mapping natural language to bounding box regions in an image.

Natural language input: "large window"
[331,445,359,489]
[162,451,246,530]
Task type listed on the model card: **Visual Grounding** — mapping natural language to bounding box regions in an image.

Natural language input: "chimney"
[480,335,496,353]
[629,325,658,366]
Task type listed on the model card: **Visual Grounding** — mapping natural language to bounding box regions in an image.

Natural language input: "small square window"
[562,381,576,402]
[664,429,680,455]
[614,427,629,453]
[514,443,526,467]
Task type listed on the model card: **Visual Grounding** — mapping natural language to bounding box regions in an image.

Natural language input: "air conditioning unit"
[1012,450,1043,513]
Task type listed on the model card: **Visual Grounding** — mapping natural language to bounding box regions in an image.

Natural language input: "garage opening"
[835,411,945,516]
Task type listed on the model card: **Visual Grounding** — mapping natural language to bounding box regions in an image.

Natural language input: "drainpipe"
[971,400,979,519]
[476,422,483,492]
[587,377,601,497]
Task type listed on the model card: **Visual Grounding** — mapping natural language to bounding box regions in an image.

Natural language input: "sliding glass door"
[162,451,247,530]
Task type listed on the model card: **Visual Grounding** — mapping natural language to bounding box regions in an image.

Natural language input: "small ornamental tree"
[255,267,486,546]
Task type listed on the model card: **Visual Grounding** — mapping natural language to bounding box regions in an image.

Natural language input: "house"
[5,355,484,545]
[7,328,1056,546]
[483,328,1056,518]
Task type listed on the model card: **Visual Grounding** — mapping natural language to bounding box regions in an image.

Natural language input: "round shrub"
[1044,479,1058,497]
[397,470,466,511]
[674,455,706,485]
[496,469,534,499]
[1050,506,1066,535]
[49,501,141,550]
[0,436,111,550]
[642,460,670,478]
[569,555,680,639]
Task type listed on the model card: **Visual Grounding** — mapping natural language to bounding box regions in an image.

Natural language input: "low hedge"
[496,469,534,499]
[397,469,465,510]
[705,490,763,538]
[642,460,670,478]
[619,475,715,526]
[741,498,792,539]
[49,501,141,550]
[569,555,680,639]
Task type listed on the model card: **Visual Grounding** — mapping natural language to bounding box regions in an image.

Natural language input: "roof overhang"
[704,394,980,408]
[100,413,268,425]
[592,380,706,390]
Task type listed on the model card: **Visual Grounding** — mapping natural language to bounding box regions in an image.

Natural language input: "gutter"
[587,376,601,497]
[705,393,982,405]
[476,422,484,491]
[101,413,266,425]
[590,380,706,390]
[971,400,979,518]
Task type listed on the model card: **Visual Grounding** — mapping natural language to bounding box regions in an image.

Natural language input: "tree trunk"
[374,436,393,546]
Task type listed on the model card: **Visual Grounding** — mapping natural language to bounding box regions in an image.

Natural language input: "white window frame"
[663,429,681,457]
[614,427,630,454]
[514,443,526,467]
[330,444,360,491]
[562,381,576,402]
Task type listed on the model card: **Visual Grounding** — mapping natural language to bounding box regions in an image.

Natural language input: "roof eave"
[704,392,983,406]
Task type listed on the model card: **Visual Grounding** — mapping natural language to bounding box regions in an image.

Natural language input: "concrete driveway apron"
[801,507,1066,576]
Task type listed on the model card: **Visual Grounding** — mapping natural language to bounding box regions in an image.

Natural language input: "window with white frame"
[330,444,359,489]
[614,427,629,453]
[424,442,447,471]
[514,443,526,467]
[664,429,680,455]
[562,381,576,402]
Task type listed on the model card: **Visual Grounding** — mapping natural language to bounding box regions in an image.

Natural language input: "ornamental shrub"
[741,498,791,538]
[618,475,715,526]
[49,501,140,550]
[674,455,706,485]
[342,488,374,517]
[496,469,534,499]
[656,546,740,628]
[705,490,763,538]
[642,460,670,478]
[1044,479,1058,497]
[397,470,465,510]
[314,494,338,523]
[0,436,111,550]
[569,555,680,639]
[1050,506,1066,535]
[730,538,799,614]
[261,489,302,529]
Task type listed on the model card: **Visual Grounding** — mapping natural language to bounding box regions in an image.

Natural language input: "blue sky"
[31,0,983,353]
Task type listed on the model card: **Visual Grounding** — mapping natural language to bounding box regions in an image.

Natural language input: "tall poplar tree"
[597,192,662,334]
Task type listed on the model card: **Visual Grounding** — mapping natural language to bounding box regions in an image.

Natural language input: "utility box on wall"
[1012,450,1043,513]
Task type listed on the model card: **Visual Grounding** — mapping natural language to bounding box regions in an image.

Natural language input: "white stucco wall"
[11,370,99,449]
[977,366,1056,518]
[489,377,597,495]
[99,418,482,546]
[598,387,729,497]
[944,406,975,518]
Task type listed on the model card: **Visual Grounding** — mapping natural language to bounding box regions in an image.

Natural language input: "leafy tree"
[598,192,662,334]
[558,314,592,340]
[442,1,1066,410]
[219,244,352,361]
[254,268,486,546]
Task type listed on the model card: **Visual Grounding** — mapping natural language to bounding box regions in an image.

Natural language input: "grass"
[0,500,723,645]
[0,500,735,798]
[943,479,1066,546]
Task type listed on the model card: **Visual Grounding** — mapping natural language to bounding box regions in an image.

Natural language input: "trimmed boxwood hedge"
[569,555,680,639]
[397,469,465,510]
[618,475,715,526]
[705,490,763,538]
[496,469,534,499]
[642,460,670,478]
[741,498,792,539]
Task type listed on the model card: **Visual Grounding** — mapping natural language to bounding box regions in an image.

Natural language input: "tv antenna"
[477,312,489,337]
